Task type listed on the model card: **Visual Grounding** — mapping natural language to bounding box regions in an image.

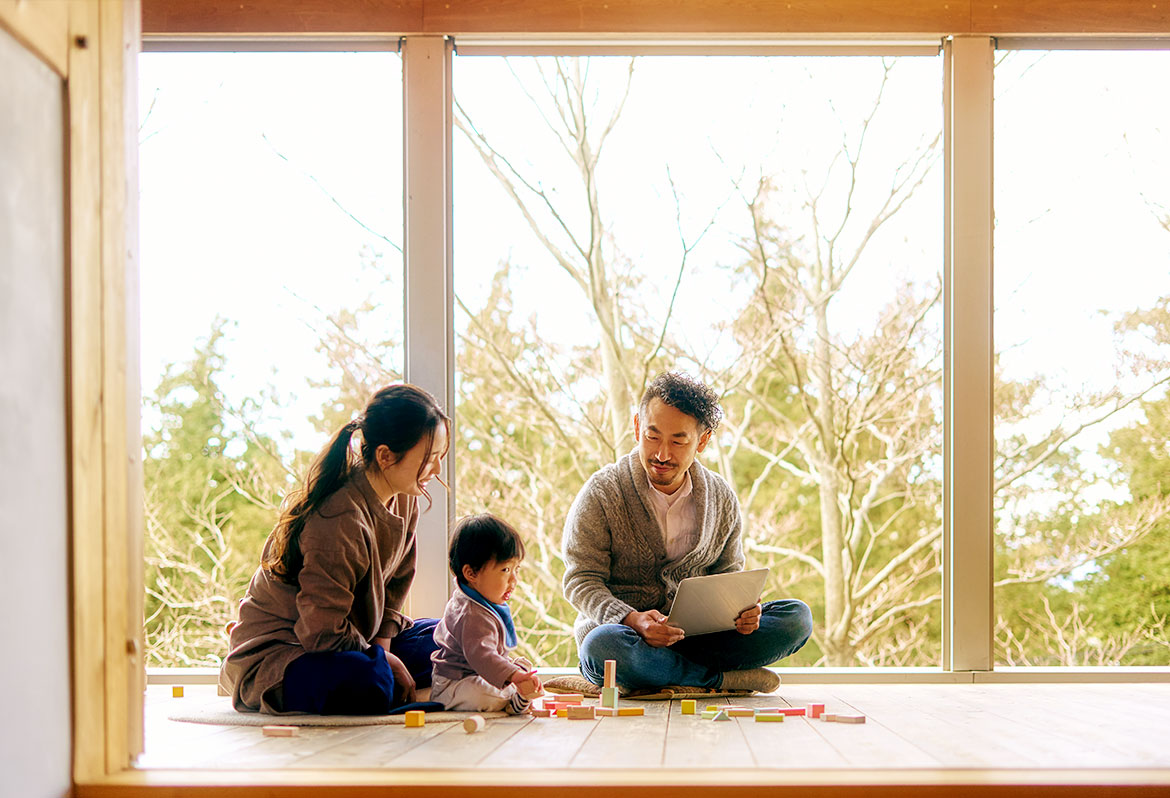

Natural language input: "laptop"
[664,568,769,636]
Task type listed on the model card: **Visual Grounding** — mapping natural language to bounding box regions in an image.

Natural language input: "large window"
[138,51,404,666]
[453,54,944,666]
[994,50,1170,666]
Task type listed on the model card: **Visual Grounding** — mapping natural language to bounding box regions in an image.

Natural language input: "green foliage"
[143,320,293,666]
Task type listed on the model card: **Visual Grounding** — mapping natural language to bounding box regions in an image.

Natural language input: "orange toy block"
[836,714,866,724]
[776,707,806,716]
[567,705,596,720]
[404,710,426,728]
[808,703,826,718]
[171,686,184,698]
[616,706,644,717]
[262,725,297,737]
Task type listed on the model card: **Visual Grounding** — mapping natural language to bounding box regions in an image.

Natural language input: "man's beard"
[647,459,677,484]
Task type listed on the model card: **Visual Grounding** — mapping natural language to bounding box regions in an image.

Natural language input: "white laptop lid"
[664,568,769,637]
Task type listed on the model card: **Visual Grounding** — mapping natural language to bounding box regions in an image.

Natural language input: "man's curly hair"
[639,371,723,432]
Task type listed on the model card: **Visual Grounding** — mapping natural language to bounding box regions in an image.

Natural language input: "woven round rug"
[168,698,506,727]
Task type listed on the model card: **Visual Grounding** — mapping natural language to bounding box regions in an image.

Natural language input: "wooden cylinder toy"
[463,715,486,733]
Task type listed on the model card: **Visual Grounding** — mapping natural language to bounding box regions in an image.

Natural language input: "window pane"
[994,51,1170,666]
[139,52,403,666]
[454,55,943,667]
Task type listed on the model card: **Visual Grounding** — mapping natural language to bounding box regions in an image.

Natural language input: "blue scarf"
[460,583,518,648]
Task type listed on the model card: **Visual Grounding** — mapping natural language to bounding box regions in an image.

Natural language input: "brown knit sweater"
[219,470,419,713]
[561,451,745,646]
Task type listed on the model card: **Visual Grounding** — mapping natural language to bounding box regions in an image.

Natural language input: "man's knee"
[579,624,639,683]
[763,599,814,646]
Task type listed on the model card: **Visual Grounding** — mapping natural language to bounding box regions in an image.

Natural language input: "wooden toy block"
[518,675,542,700]
[836,714,866,724]
[616,706,644,717]
[604,659,617,689]
[712,710,731,721]
[463,715,486,733]
[567,705,596,720]
[556,707,568,717]
[601,686,620,709]
[171,686,184,698]
[262,725,297,737]
[701,710,719,720]
[808,703,825,718]
[404,710,426,728]
[820,713,837,722]
[776,707,806,716]
[549,693,584,703]
[680,699,697,715]
[594,707,618,717]
[754,713,785,722]
[531,707,552,718]
[706,705,721,712]
[754,707,782,714]
[727,708,754,717]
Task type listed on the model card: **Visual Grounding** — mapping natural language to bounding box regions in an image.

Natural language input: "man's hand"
[382,649,417,705]
[624,609,685,648]
[735,603,762,635]
[510,669,543,699]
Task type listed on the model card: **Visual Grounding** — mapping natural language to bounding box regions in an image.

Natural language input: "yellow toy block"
[171,686,184,698]
[755,713,785,723]
[404,710,425,728]
[616,706,644,717]
[556,707,568,718]
[680,699,697,715]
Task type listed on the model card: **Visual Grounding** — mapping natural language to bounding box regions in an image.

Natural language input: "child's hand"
[511,669,543,699]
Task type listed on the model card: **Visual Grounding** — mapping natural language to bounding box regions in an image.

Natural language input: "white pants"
[431,672,517,712]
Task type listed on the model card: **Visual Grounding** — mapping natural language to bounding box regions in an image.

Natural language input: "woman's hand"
[383,649,417,705]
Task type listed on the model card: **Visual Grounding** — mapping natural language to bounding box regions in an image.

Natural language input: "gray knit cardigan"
[562,450,745,645]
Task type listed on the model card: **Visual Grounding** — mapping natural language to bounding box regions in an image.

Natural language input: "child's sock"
[506,691,532,715]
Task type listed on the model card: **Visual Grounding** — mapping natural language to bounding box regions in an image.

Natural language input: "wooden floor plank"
[479,709,600,769]
[569,699,671,769]
[137,682,1170,773]
[662,698,755,769]
[770,686,942,768]
[291,724,448,768]
[393,715,532,768]
[730,693,850,769]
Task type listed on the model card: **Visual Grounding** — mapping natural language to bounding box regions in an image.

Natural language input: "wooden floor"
[140,682,1170,774]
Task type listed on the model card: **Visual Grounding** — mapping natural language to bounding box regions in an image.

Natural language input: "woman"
[219,384,449,714]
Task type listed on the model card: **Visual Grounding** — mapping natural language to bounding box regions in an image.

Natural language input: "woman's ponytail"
[262,421,359,584]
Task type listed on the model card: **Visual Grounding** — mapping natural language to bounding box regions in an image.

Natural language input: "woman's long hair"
[262,384,450,584]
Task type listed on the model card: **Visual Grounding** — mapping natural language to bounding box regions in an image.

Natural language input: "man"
[562,371,813,693]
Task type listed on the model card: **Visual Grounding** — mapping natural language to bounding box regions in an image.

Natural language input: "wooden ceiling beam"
[141,0,1170,37]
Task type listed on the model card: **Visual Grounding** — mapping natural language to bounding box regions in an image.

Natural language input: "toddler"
[430,514,542,714]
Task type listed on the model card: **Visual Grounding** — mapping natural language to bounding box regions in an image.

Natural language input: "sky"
[138,48,1170,475]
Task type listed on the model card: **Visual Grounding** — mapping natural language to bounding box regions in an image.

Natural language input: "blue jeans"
[579,600,813,690]
[281,617,440,714]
